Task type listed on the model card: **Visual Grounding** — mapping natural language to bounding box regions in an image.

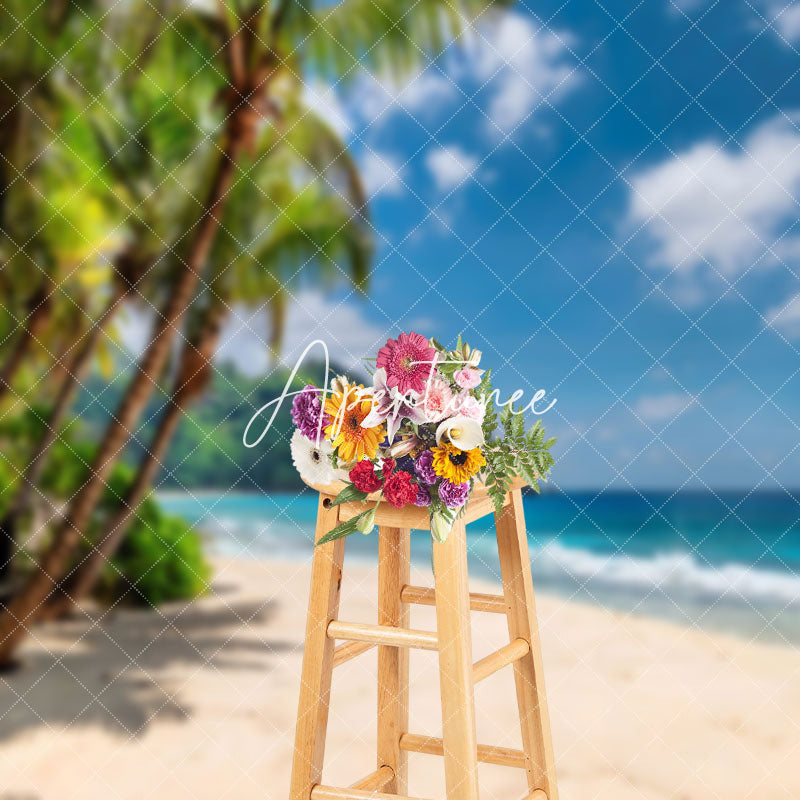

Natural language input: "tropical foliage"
[0,0,506,665]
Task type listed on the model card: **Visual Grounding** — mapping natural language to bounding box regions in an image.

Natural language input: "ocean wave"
[532,543,800,608]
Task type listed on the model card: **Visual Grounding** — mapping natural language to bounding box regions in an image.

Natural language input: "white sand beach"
[1,556,799,800]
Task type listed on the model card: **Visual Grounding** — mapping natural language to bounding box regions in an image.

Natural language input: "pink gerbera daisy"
[376,332,436,395]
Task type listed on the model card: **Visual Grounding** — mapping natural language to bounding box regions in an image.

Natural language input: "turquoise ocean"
[159,489,800,645]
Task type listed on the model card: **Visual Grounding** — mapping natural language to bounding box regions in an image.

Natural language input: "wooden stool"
[289,477,558,800]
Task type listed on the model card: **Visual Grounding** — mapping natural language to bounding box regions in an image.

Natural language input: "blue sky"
[219,0,800,490]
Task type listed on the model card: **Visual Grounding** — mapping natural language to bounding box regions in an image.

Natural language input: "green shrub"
[96,502,211,607]
[2,408,211,608]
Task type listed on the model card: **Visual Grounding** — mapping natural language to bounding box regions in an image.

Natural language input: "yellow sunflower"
[431,443,486,484]
[324,384,385,463]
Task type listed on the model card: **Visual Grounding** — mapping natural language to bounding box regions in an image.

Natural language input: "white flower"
[389,435,420,458]
[361,367,426,442]
[435,415,485,451]
[290,429,336,485]
[465,348,482,368]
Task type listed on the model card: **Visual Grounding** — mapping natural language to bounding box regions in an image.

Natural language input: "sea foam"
[532,542,800,608]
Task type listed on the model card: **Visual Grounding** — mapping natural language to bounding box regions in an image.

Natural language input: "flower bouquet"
[290,332,555,544]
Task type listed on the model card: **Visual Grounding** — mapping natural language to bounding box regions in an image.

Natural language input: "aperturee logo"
[243,335,557,544]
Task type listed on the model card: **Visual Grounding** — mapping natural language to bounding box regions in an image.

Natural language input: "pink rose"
[454,392,486,424]
[454,368,482,389]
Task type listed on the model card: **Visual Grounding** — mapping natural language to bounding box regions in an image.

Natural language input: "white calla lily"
[435,415,484,450]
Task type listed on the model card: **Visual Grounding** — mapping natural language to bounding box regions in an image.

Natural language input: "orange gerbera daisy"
[324,383,385,463]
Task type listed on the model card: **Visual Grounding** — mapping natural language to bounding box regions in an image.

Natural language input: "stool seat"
[301,476,528,529]
[290,480,559,800]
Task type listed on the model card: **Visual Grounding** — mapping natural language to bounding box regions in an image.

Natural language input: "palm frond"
[282,102,369,216]
[282,0,505,80]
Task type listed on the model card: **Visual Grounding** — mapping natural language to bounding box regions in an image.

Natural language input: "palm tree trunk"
[0,283,127,582]
[42,303,226,620]
[0,285,52,403]
[0,118,246,665]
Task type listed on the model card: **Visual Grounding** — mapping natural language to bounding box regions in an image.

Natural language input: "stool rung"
[332,640,375,667]
[311,786,431,800]
[399,733,526,768]
[473,638,530,683]
[327,620,438,651]
[349,765,394,791]
[523,791,548,800]
[400,585,507,614]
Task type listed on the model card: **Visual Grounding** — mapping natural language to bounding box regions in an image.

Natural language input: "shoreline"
[204,539,800,649]
[1,556,798,799]
[156,490,800,650]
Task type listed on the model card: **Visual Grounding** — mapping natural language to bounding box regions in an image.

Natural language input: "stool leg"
[495,489,559,800]
[433,518,479,800]
[290,496,346,800]
[377,526,411,793]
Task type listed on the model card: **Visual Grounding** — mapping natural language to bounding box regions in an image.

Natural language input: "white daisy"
[290,429,336,485]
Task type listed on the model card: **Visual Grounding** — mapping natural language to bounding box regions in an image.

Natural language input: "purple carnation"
[414,450,437,485]
[438,479,469,509]
[414,484,432,507]
[291,385,329,440]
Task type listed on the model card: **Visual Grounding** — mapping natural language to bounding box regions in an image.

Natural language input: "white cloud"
[303,79,353,138]
[743,1,800,42]
[669,0,800,43]
[634,392,693,422]
[359,150,404,197]
[771,3,800,41]
[216,289,385,376]
[465,13,579,133]
[355,69,457,122]
[425,145,479,190]
[118,290,385,378]
[627,115,800,276]
[348,12,578,136]
[767,294,800,337]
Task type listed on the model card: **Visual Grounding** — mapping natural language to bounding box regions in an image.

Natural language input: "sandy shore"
[1,556,799,800]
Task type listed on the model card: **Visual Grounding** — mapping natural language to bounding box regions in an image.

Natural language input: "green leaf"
[316,505,376,545]
[330,484,369,506]
[316,516,360,545]
[437,361,459,376]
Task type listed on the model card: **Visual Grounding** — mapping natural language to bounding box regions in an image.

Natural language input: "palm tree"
[44,120,372,615]
[0,0,501,665]
[0,283,53,403]
[0,0,214,583]
[0,1,117,402]
[0,248,153,577]
[0,10,219,573]
[40,298,228,619]
[0,5,262,661]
